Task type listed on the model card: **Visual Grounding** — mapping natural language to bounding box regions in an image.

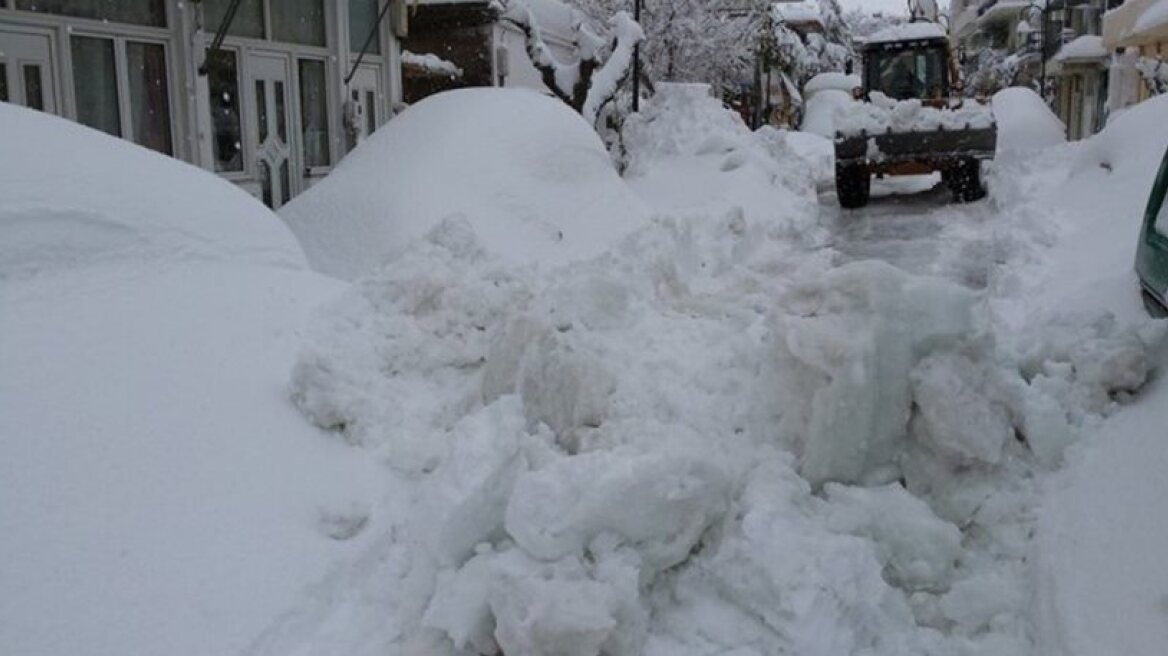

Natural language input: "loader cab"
[1136,143,1168,317]
[862,38,951,102]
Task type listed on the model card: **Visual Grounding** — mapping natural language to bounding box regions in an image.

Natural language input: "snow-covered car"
[1136,142,1168,317]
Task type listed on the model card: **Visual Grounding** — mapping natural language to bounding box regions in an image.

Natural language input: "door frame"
[0,23,60,112]
[246,49,299,208]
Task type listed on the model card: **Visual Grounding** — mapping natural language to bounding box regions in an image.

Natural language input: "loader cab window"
[867,45,947,101]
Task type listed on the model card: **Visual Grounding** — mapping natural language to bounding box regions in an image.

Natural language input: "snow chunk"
[280,88,649,279]
[824,483,964,592]
[910,353,1014,466]
[505,449,732,577]
[992,87,1065,153]
[803,72,862,95]
[835,92,994,138]
[773,261,978,486]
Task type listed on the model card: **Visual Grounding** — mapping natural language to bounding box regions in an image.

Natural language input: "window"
[71,36,121,137]
[0,64,8,103]
[349,0,381,54]
[868,46,947,100]
[273,0,326,47]
[206,49,243,172]
[365,90,376,136]
[22,64,44,111]
[16,0,166,28]
[298,59,329,167]
[203,0,265,39]
[126,42,173,155]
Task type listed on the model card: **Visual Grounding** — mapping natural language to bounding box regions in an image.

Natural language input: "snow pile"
[800,72,860,141]
[280,88,649,280]
[803,71,861,95]
[836,92,995,137]
[991,87,1065,154]
[623,82,821,233]
[401,50,463,77]
[0,105,303,280]
[0,104,382,655]
[622,83,749,165]
[259,85,1049,656]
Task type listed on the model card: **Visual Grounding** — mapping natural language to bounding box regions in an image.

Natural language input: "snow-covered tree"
[501,1,644,125]
[1136,56,1168,97]
[569,0,770,93]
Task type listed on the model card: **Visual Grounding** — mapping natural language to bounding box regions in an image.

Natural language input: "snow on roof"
[774,0,824,25]
[978,0,1031,24]
[1132,0,1168,36]
[862,21,948,44]
[1053,35,1108,62]
[803,72,862,95]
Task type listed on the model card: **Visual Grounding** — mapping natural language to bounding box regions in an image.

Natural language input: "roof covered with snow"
[861,20,948,45]
[1053,34,1108,62]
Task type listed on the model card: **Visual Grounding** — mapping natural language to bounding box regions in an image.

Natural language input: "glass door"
[0,28,57,113]
[248,53,295,209]
[345,63,382,152]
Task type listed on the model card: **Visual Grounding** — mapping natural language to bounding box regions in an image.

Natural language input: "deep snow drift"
[0,104,383,656]
[253,84,1168,656]
[5,81,1168,656]
[280,88,649,280]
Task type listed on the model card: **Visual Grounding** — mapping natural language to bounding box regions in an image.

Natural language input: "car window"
[869,47,945,100]
[1156,191,1167,238]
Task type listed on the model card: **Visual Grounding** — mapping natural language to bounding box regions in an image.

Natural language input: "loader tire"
[836,163,871,209]
[951,158,986,203]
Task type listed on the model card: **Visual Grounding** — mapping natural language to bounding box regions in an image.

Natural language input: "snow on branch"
[501,0,643,125]
[401,50,463,79]
[1136,57,1168,97]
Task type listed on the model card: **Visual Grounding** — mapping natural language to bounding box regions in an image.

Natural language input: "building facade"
[0,0,576,209]
[1103,0,1168,111]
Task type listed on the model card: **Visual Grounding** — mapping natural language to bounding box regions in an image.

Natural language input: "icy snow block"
[425,546,646,656]
[505,450,731,577]
[910,353,1013,465]
[823,483,963,593]
[516,329,616,444]
[774,261,977,486]
[421,398,527,566]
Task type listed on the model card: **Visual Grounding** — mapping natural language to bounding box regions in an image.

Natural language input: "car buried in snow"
[1136,143,1168,317]
[833,21,996,209]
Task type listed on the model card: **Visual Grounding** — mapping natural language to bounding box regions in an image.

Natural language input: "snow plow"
[833,21,996,209]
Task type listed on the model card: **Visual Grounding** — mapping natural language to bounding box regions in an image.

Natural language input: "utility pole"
[633,0,642,112]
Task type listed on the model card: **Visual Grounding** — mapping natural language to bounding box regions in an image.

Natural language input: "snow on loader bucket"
[833,20,997,209]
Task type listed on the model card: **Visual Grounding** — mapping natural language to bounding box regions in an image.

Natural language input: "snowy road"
[819,173,997,290]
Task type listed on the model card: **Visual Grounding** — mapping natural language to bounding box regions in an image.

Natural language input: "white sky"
[840,0,913,17]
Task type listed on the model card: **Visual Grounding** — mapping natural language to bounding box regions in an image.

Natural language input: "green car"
[1137,143,1168,318]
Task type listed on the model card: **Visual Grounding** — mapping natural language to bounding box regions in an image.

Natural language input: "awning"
[1103,0,1168,49]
